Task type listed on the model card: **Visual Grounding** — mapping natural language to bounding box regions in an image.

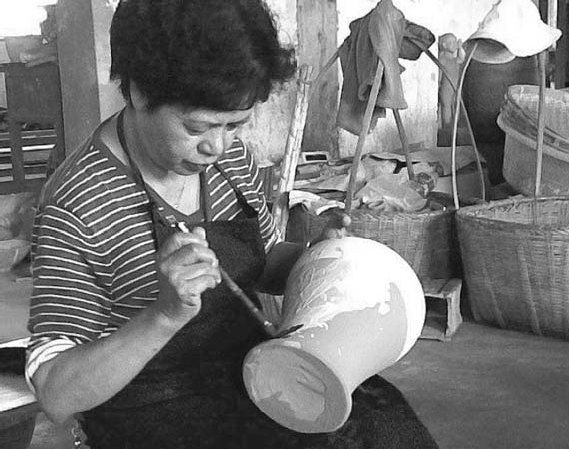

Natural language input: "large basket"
[456,197,569,339]
[287,205,460,280]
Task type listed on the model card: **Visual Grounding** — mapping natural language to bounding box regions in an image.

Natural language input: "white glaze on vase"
[243,236,425,433]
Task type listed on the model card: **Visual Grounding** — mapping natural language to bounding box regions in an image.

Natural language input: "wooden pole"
[412,41,486,201]
[534,51,547,198]
[451,42,478,209]
[393,109,414,181]
[272,64,313,240]
[310,49,340,95]
[345,59,384,213]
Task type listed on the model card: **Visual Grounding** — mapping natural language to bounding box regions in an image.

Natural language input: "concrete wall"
[56,0,539,162]
[239,0,298,167]
[296,0,339,158]
[56,0,101,153]
[56,0,124,153]
[91,0,124,122]
[55,0,297,164]
[241,0,340,165]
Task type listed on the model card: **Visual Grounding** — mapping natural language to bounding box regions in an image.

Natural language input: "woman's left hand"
[310,211,351,247]
[258,212,351,295]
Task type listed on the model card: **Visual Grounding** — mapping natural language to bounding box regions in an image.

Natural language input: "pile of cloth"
[290,146,482,215]
[291,152,438,214]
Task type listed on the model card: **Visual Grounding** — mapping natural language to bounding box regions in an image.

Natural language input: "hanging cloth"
[337,0,434,135]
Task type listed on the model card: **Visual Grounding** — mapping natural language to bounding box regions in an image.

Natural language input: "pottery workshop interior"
[1,0,569,448]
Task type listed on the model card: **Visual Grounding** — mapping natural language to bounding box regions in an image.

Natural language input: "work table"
[0,268,32,346]
[0,266,36,418]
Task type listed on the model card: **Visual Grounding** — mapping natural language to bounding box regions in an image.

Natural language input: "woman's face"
[133,103,253,176]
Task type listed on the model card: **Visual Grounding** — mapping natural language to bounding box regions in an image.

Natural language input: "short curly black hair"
[110,0,297,111]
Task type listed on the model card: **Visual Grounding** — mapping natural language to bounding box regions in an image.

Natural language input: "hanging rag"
[337,0,435,135]
[400,21,436,61]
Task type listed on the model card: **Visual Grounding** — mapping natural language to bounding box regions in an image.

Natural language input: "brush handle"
[176,222,278,337]
[219,267,278,337]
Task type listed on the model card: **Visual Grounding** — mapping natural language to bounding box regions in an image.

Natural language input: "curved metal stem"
[451,42,478,209]
[409,38,486,201]
[312,39,488,207]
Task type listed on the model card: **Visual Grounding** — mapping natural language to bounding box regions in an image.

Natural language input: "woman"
[26,1,438,448]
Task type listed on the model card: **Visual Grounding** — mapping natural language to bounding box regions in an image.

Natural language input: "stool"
[420,278,463,341]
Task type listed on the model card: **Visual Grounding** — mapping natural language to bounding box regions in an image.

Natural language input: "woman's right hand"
[154,227,221,324]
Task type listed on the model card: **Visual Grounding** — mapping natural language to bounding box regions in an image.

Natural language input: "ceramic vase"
[243,236,425,433]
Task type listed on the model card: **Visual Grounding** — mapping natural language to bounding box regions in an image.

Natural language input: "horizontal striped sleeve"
[26,337,79,393]
[28,204,112,343]
[26,200,112,387]
[26,141,161,382]
[240,142,280,251]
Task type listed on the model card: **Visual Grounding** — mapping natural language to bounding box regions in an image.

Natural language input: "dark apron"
[82,111,267,447]
[81,111,439,449]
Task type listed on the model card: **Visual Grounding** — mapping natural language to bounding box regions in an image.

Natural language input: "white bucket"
[498,114,569,196]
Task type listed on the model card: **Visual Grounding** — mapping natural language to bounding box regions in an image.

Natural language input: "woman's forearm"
[32,306,185,424]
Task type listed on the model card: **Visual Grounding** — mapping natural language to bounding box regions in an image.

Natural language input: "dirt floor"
[26,318,569,449]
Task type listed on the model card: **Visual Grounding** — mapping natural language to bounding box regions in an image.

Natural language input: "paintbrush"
[218,266,280,337]
[175,222,279,337]
[218,265,304,339]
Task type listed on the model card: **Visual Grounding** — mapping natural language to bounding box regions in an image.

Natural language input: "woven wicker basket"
[456,197,569,339]
[287,205,460,280]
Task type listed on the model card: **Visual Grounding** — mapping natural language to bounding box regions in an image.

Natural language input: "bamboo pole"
[310,49,340,95]
[531,50,547,225]
[451,42,478,209]
[272,64,313,240]
[393,109,414,181]
[345,59,384,213]
[408,38,486,201]
[534,51,547,197]
[312,40,488,209]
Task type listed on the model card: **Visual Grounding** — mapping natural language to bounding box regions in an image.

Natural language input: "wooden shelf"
[0,62,64,193]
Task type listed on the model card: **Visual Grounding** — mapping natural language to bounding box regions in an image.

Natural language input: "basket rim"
[508,84,569,102]
[307,204,456,219]
[497,115,569,161]
[456,196,569,230]
[504,85,569,143]
[350,206,454,219]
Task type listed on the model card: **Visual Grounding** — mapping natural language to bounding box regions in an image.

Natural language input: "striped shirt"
[26,132,279,385]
